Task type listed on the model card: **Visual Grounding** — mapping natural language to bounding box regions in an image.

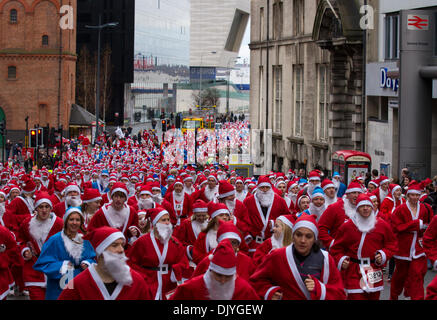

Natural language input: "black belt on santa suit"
[142,264,169,274]
[349,257,375,266]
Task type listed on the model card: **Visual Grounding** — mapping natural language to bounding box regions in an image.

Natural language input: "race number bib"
[366,269,383,284]
[175,203,182,211]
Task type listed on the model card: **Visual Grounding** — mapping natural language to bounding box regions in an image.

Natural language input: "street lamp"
[226,56,241,115]
[199,51,216,108]
[85,15,119,145]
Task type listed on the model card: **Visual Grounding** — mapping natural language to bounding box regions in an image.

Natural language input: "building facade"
[0,0,77,143]
[250,0,365,175]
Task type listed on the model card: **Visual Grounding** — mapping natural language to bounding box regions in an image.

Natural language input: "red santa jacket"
[53,201,69,219]
[164,191,193,226]
[4,196,35,234]
[426,274,437,300]
[192,250,256,282]
[192,231,215,265]
[249,244,346,300]
[170,273,259,300]
[423,214,437,271]
[58,264,154,300]
[391,202,433,261]
[0,225,18,299]
[18,214,64,287]
[231,199,251,237]
[318,198,350,250]
[242,193,290,251]
[172,218,203,261]
[379,196,405,224]
[252,238,273,267]
[330,217,398,294]
[101,191,111,205]
[48,193,62,208]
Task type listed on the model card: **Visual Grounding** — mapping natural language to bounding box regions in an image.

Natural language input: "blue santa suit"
[33,231,96,300]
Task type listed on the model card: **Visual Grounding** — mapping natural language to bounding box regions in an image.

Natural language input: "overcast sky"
[238,19,250,63]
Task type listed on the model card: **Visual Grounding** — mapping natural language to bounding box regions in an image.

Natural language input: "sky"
[238,18,251,64]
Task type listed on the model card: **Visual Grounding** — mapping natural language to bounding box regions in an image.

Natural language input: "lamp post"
[199,51,216,108]
[86,15,118,145]
[226,56,240,115]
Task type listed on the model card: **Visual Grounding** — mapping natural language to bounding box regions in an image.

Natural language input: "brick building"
[0,0,77,144]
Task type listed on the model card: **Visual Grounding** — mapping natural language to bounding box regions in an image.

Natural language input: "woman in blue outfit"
[33,207,96,300]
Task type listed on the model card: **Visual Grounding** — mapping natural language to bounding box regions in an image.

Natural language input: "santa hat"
[0,189,6,199]
[207,173,218,183]
[235,176,244,184]
[321,179,335,191]
[192,199,208,213]
[148,207,170,226]
[34,191,53,208]
[277,215,295,230]
[82,188,102,204]
[378,176,390,185]
[63,183,81,196]
[390,184,401,195]
[217,180,235,199]
[217,220,241,243]
[257,175,272,189]
[173,177,184,187]
[287,179,299,192]
[84,226,125,256]
[139,184,153,197]
[368,180,379,188]
[110,182,128,198]
[356,193,374,209]
[293,214,319,238]
[64,206,84,223]
[21,176,37,194]
[311,186,325,199]
[208,239,237,276]
[308,170,321,182]
[208,202,230,220]
[150,181,161,192]
[345,181,363,194]
[406,181,422,195]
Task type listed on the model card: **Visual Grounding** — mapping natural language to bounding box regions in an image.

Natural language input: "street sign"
[407,15,429,30]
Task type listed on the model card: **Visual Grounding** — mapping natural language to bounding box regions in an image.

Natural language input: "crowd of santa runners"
[1,128,437,300]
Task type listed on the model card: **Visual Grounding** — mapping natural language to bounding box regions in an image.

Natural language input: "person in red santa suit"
[192,202,231,265]
[242,175,290,256]
[423,212,437,273]
[18,192,64,300]
[379,184,405,224]
[87,182,140,246]
[367,180,379,193]
[292,194,310,220]
[191,173,219,203]
[183,174,196,196]
[126,182,144,208]
[48,181,66,208]
[0,189,10,228]
[330,194,398,300]
[164,177,193,227]
[170,238,259,300]
[191,220,255,282]
[317,181,363,250]
[250,214,346,300]
[101,176,118,205]
[426,275,437,300]
[252,215,295,267]
[0,225,19,300]
[285,179,300,213]
[80,188,103,229]
[58,226,153,300]
[53,183,82,219]
[173,200,209,264]
[216,180,250,240]
[390,181,433,300]
[372,175,390,211]
[234,177,247,203]
[127,208,190,300]
[321,179,339,207]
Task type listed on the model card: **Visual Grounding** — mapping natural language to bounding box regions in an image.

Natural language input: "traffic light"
[0,121,5,135]
[37,128,43,146]
[29,129,37,147]
[161,119,167,132]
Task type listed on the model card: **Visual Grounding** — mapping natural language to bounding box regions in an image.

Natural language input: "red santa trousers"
[347,292,381,300]
[28,286,45,300]
[390,256,427,300]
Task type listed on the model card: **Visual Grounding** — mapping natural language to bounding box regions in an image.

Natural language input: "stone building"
[249,0,366,175]
[0,0,77,143]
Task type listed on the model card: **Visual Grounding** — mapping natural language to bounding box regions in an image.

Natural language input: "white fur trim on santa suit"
[193,207,208,213]
[217,232,241,244]
[209,262,236,276]
[293,221,319,238]
[357,200,373,208]
[217,190,236,199]
[277,216,294,230]
[63,185,81,195]
[257,182,271,189]
[322,183,335,191]
[95,231,125,256]
[265,286,281,300]
[406,189,421,195]
[111,188,128,197]
[152,209,169,226]
[34,198,53,209]
[345,187,362,194]
[82,196,102,204]
[376,250,387,266]
[211,209,230,220]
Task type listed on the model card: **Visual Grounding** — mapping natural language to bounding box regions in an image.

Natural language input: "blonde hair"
[277,220,293,247]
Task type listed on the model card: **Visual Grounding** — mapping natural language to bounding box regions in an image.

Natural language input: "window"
[260,7,264,41]
[318,65,329,140]
[273,1,283,40]
[8,66,16,79]
[42,35,49,46]
[273,66,282,133]
[293,0,304,36]
[385,14,399,60]
[10,9,17,23]
[294,65,304,136]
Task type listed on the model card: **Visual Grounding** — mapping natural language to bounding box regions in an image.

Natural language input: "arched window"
[8,66,17,79]
[10,9,18,23]
[42,35,49,46]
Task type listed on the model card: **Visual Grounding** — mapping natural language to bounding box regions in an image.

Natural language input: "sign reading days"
[380,68,399,92]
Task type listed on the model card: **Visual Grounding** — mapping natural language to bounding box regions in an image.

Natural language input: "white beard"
[204,186,218,202]
[184,186,194,195]
[380,188,389,202]
[0,202,5,217]
[351,212,377,233]
[343,198,357,219]
[271,232,284,250]
[192,220,208,238]
[256,189,274,207]
[138,198,155,210]
[83,174,90,182]
[207,229,218,251]
[225,199,236,214]
[173,191,184,203]
[309,203,326,220]
[204,270,235,300]
[152,194,163,204]
[101,178,109,189]
[307,183,321,198]
[155,222,173,244]
[29,215,53,249]
[107,205,129,229]
[235,190,247,202]
[61,231,84,265]
[324,195,337,207]
[66,195,83,207]
[287,193,297,206]
[333,179,340,191]
[102,251,133,286]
